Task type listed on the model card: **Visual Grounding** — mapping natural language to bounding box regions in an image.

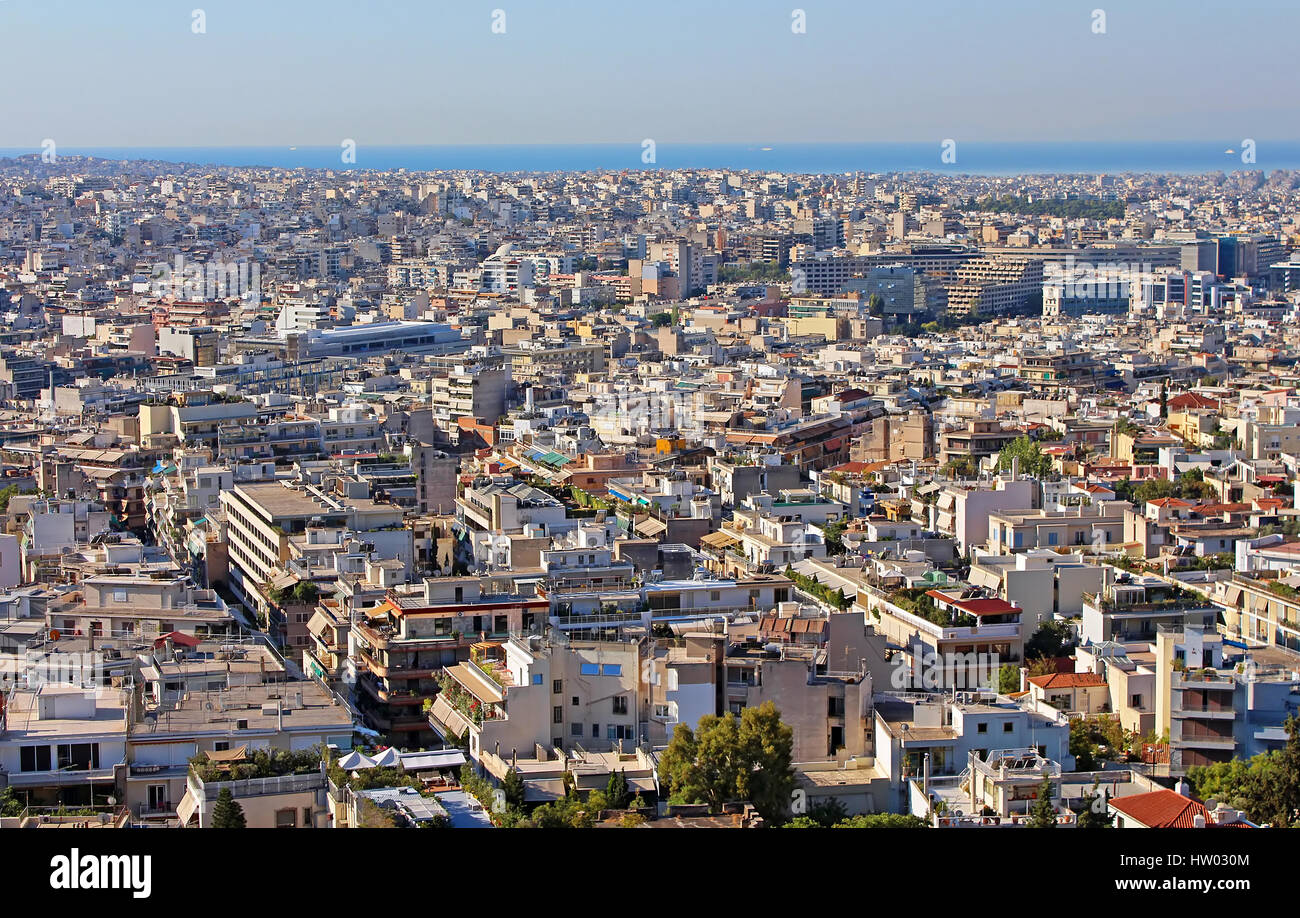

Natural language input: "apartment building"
[0,684,128,807]
[427,631,641,761]
[1080,572,1220,645]
[219,480,406,624]
[45,569,235,642]
[353,576,548,745]
[985,503,1127,555]
[944,257,1045,318]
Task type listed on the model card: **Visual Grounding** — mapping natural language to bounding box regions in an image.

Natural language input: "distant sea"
[2,142,1299,175]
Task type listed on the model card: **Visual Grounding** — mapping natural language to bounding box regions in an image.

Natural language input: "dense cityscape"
[0,148,1295,846]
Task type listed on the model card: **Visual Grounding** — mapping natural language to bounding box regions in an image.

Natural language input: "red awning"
[154,631,202,649]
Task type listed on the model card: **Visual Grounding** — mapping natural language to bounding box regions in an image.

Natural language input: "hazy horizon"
[2,0,1297,148]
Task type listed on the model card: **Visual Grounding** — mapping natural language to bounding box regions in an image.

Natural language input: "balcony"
[1173,730,1235,749]
[1172,671,1236,690]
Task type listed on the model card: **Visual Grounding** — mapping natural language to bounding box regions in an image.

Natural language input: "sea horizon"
[2,141,1298,176]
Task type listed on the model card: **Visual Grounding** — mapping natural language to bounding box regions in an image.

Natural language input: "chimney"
[1011,456,1020,481]
[1192,813,1206,828]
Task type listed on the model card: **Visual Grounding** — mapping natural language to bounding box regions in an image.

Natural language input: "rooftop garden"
[785,565,851,610]
[189,746,322,784]
[887,587,977,628]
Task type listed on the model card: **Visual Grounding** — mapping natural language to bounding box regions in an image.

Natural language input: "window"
[570,723,583,736]
[532,673,543,686]
[1131,694,1143,708]
[214,741,230,752]
[1003,722,1014,733]
[55,743,98,771]
[20,745,51,772]
[113,590,128,603]
[494,615,508,633]
[580,663,599,676]
[571,696,579,706]
[976,722,988,734]
[553,679,562,694]
[275,808,297,828]
[601,664,622,676]
[302,807,313,826]
[553,706,563,724]
[592,723,600,738]
[612,696,628,715]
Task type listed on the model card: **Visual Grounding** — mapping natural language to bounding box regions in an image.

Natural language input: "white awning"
[371,747,401,767]
[176,790,199,827]
[337,750,377,770]
[399,749,466,772]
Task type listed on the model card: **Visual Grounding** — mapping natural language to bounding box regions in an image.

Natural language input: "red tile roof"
[1026,672,1108,690]
[1109,789,1210,828]
[1168,393,1220,410]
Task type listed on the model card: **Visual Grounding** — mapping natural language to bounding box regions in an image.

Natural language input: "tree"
[1132,478,1174,504]
[1070,718,1099,771]
[942,456,977,479]
[210,787,246,828]
[0,786,24,817]
[605,769,630,809]
[649,312,672,327]
[997,663,1021,694]
[806,797,847,827]
[530,795,593,828]
[657,702,796,823]
[0,484,22,513]
[1238,714,1300,826]
[1025,620,1072,661]
[502,767,526,810]
[738,702,797,822]
[1077,779,1113,828]
[783,815,824,828]
[822,517,849,556]
[996,436,1053,479]
[832,813,926,828]
[1026,778,1057,828]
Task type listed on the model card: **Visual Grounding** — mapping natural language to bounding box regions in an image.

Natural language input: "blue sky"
[1,0,1297,147]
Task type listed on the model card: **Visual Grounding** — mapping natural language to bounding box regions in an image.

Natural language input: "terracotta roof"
[1026,672,1108,690]
[1168,393,1220,410]
[1109,789,1210,828]
[1194,502,1251,515]
[827,461,872,474]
